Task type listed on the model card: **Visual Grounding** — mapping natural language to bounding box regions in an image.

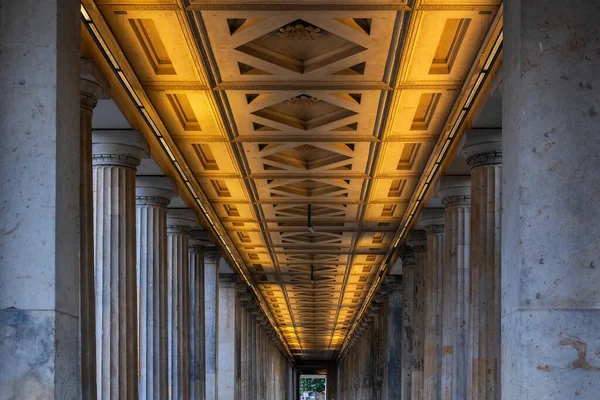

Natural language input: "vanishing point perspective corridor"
[0,0,599,399]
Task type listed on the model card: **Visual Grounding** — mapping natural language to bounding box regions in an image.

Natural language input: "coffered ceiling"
[84,0,502,360]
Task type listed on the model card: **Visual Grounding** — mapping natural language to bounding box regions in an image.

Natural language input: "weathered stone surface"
[503,1,600,398]
[0,1,80,397]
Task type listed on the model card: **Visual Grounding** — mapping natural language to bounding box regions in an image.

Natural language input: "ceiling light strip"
[80,4,292,358]
[338,28,503,361]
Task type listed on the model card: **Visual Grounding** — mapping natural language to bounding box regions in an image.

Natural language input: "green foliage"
[300,377,326,393]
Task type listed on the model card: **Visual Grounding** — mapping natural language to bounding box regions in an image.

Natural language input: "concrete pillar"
[462,130,502,400]
[93,130,148,399]
[407,231,427,400]
[503,2,600,397]
[204,248,220,400]
[418,210,445,400]
[167,209,195,400]
[400,248,416,400]
[438,177,471,400]
[136,177,176,399]
[188,238,206,400]
[80,58,108,400]
[0,1,80,397]
[217,274,238,400]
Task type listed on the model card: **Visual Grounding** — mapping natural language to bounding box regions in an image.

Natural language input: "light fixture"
[310,265,314,285]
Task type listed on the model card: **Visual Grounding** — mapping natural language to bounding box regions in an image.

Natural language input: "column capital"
[416,209,445,234]
[203,246,221,263]
[461,129,502,168]
[407,230,427,252]
[383,275,402,291]
[399,246,416,265]
[437,176,471,207]
[219,273,237,288]
[80,58,109,110]
[92,130,150,168]
[167,208,196,234]
[189,229,212,247]
[136,176,177,207]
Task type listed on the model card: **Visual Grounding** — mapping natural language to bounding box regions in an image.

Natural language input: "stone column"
[80,58,108,400]
[167,209,196,400]
[381,276,403,400]
[503,3,600,398]
[248,308,258,399]
[437,177,471,400]
[407,231,427,400]
[238,289,253,400]
[204,247,221,400]
[399,248,416,400]
[218,274,238,400]
[136,177,176,399]
[418,210,445,400]
[0,1,80,397]
[189,236,205,400]
[461,130,502,400]
[93,130,149,399]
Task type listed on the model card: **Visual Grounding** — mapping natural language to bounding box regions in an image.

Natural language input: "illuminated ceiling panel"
[85,0,501,360]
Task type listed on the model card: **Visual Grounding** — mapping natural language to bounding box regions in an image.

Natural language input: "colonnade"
[338,277,403,400]
[0,2,292,397]
[89,117,292,399]
[1,1,600,399]
[337,3,600,399]
[337,130,501,400]
[341,130,502,400]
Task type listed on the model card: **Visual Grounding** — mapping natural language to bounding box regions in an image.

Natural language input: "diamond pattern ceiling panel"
[92,0,500,360]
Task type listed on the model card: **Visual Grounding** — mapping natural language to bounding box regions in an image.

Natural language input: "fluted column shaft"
[136,178,175,400]
[204,248,220,400]
[189,243,205,400]
[218,274,238,400]
[438,179,471,400]
[463,133,502,400]
[420,211,445,400]
[80,60,106,400]
[400,249,416,400]
[408,233,427,400]
[238,293,253,400]
[93,131,148,399]
[167,210,195,400]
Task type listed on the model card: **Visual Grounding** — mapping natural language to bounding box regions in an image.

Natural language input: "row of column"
[79,65,225,399]
[90,127,223,399]
[400,129,502,400]
[337,277,403,400]
[219,282,293,400]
